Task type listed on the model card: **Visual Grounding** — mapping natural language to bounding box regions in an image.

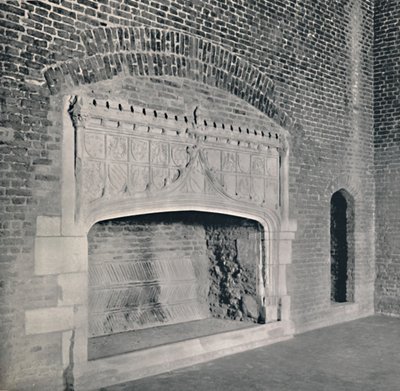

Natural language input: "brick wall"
[0,1,375,389]
[374,0,400,316]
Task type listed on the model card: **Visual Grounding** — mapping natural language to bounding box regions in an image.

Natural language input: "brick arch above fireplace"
[43,26,296,132]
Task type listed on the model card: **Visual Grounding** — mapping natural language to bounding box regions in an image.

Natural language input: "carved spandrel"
[222,174,236,196]
[107,135,128,161]
[84,133,105,159]
[183,155,205,193]
[171,144,190,167]
[205,176,220,195]
[170,168,181,183]
[203,149,220,172]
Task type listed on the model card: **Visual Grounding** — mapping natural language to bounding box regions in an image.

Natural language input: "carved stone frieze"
[74,98,285,220]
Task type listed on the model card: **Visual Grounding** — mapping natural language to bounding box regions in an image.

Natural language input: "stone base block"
[25,307,74,335]
[75,320,294,391]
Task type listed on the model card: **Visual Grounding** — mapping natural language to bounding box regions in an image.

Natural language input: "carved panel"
[82,161,105,203]
[151,167,169,190]
[108,163,128,194]
[84,133,105,159]
[222,151,236,172]
[150,142,169,165]
[267,157,278,177]
[237,153,250,174]
[107,135,128,161]
[251,178,265,204]
[202,147,279,207]
[129,166,149,193]
[251,156,265,175]
[130,139,149,163]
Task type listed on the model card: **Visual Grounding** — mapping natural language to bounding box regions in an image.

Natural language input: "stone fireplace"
[30,95,296,390]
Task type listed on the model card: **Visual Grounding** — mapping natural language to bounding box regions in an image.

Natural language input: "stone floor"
[89,318,256,360]
[98,315,400,391]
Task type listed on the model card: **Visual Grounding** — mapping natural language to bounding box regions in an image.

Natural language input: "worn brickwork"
[205,217,262,323]
[374,0,400,316]
[0,1,375,389]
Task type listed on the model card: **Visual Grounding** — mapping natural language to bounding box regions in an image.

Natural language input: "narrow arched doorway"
[330,189,355,303]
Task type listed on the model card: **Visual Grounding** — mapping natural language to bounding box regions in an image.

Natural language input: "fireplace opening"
[87,211,266,360]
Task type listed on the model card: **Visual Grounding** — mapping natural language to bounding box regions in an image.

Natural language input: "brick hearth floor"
[96,315,400,391]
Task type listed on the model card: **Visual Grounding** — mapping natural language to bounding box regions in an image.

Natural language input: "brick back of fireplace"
[88,215,209,337]
[88,213,262,337]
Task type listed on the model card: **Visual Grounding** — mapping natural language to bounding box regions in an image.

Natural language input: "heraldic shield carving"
[71,97,285,222]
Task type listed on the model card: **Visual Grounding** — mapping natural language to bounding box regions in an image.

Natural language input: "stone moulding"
[30,94,297,390]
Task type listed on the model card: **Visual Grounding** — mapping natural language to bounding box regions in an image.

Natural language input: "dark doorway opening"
[330,190,355,303]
